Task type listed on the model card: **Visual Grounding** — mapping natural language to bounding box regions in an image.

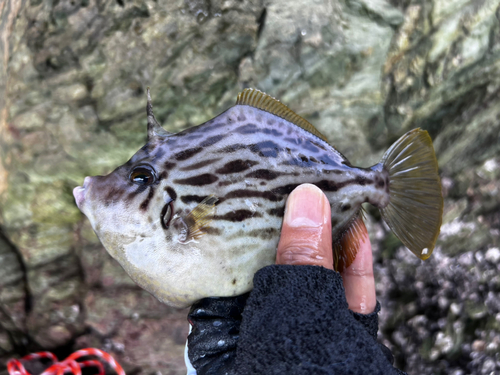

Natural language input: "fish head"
[73,87,190,270]
[73,136,204,306]
[74,146,172,245]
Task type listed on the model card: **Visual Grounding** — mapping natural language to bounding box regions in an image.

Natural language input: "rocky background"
[1,0,499,374]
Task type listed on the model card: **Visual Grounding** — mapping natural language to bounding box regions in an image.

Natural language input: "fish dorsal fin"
[236,88,329,143]
[182,195,218,242]
[147,88,172,140]
[332,211,367,273]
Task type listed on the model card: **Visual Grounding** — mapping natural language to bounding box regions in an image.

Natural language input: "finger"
[276,184,333,269]
[341,226,376,314]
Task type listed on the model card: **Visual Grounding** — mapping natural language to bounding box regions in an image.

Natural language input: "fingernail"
[284,184,328,228]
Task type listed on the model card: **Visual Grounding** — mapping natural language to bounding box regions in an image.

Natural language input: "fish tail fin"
[378,128,443,260]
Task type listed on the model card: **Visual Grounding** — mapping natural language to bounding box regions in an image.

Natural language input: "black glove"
[187,265,402,374]
[187,293,250,375]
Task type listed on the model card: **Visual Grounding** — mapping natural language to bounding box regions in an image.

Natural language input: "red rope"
[7,348,125,375]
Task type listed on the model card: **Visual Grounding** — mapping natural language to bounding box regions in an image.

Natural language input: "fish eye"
[129,165,156,186]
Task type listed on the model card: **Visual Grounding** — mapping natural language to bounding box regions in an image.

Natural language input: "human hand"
[276,183,376,314]
[187,183,380,373]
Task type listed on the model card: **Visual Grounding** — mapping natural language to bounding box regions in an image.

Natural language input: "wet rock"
[485,247,500,263]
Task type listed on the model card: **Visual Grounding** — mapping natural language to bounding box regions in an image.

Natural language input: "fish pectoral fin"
[332,211,366,273]
[182,195,218,241]
[236,88,329,143]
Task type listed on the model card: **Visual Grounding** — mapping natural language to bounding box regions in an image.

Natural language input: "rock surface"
[0,0,499,374]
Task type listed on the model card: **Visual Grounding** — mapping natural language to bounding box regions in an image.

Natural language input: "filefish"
[73,89,443,308]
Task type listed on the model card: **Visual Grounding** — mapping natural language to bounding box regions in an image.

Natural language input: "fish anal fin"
[333,212,367,273]
[236,88,329,143]
[181,195,218,242]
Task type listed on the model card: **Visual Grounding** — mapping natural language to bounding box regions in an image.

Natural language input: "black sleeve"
[188,265,405,375]
[350,301,398,366]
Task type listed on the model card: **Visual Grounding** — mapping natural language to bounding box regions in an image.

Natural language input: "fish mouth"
[73,176,92,209]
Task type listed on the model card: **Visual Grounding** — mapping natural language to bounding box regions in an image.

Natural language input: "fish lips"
[73,186,85,208]
[73,176,92,210]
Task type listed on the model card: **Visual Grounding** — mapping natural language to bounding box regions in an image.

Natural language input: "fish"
[73,88,443,308]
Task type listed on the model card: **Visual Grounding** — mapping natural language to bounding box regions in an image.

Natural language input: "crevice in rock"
[0,227,32,314]
[256,7,266,42]
[0,226,34,356]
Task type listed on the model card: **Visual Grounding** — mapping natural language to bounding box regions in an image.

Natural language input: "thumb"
[276,184,333,269]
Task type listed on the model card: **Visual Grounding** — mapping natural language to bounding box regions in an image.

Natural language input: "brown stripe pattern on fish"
[73,89,443,308]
